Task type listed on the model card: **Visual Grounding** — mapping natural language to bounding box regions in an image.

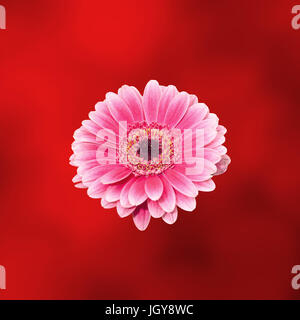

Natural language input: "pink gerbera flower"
[70,80,230,231]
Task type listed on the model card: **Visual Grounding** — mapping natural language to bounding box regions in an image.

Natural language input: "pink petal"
[204,129,218,146]
[183,149,221,165]
[132,205,151,231]
[215,145,227,156]
[195,117,218,130]
[82,165,111,185]
[72,174,82,183]
[207,134,225,148]
[106,92,134,123]
[145,175,163,201]
[177,103,209,130]
[82,120,101,136]
[128,177,147,206]
[164,92,189,128]
[91,101,118,132]
[101,198,117,209]
[87,177,107,198]
[117,202,135,218]
[118,85,144,122]
[194,179,216,192]
[73,127,97,143]
[204,148,222,164]
[177,160,217,181]
[77,160,101,176]
[217,125,227,135]
[74,183,87,189]
[69,155,76,166]
[175,190,196,211]
[120,177,137,208]
[207,126,226,148]
[188,94,198,107]
[183,127,218,148]
[104,182,126,202]
[147,199,165,218]
[188,173,211,182]
[162,207,178,225]
[157,85,178,123]
[163,169,198,197]
[74,149,96,161]
[71,142,97,153]
[143,80,161,123]
[99,166,132,184]
[158,177,176,213]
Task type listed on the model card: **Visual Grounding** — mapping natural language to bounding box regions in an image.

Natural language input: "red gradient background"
[0,0,300,299]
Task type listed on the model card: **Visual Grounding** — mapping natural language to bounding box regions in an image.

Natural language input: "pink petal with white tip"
[145,175,163,201]
[162,207,178,225]
[158,177,176,213]
[177,103,209,129]
[105,182,127,202]
[164,169,198,197]
[118,85,144,122]
[82,120,101,136]
[120,177,137,208]
[143,80,161,123]
[147,199,165,218]
[91,101,118,132]
[74,149,96,161]
[133,205,151,231]
[194,179,216,192]
[99,166,132,184]
[175,190,196,211]
[188,94,198,107]
[117,202,135,218]
[215,145,227,156]
[81,165,111,185]
[73,127,96,144]
[164,92,189,128]
[87,178,107,198]
[157,85,178,123]
[101,198,117,209]
[128,177,147,206]
[106,92,134,123]
[75,183,87,189]
[72,174,82,183]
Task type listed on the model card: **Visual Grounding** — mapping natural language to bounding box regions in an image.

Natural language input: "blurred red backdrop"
[0,0,299,299]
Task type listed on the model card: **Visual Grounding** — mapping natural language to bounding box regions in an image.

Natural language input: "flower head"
[70,80,230,230]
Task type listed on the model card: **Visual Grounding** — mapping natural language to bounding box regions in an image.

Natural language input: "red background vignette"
[0,0,299,299]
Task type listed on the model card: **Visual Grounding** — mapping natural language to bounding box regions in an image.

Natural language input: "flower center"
[136,138,162,161]
[118,121,177,176]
